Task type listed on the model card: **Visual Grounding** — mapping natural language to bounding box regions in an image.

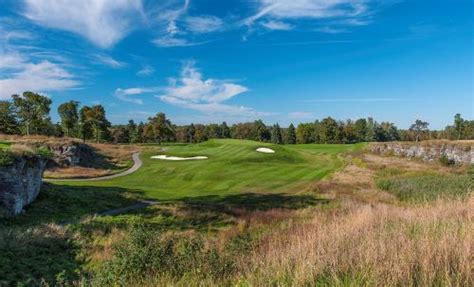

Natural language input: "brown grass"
[44,167,115,179]
[242,197,473,286]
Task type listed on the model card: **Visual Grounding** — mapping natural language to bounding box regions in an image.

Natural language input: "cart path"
[44,152,142,182]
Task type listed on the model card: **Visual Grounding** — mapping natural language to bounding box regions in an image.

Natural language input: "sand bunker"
[151,155,208,161]
[256,147,275,154]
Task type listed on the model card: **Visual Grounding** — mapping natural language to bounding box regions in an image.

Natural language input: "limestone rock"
[0,155,47,216]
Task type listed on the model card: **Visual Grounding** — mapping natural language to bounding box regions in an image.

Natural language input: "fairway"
[57,139,362,200]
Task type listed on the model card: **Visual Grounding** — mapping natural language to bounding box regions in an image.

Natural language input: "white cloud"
[184,16,224,33]
[94,54,125,68]
[261,20,294,30]
[0,58,79,99]
[22,0,144,48]
[288,111,315,119]
[137,65,155,76]
[152,36,201,47]
[244,0,372,33]
[114,87,158,105]
[157,62,267,117]
[0,52,26,69]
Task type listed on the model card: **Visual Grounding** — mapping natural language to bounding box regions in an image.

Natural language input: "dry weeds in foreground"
[244,197,473,286]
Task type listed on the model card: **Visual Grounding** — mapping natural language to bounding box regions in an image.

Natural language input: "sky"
[0,0,472,129]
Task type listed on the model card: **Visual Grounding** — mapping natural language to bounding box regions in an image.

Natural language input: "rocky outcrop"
[47,142,104,168]
[0,155,47,216]
[369,142,473,165]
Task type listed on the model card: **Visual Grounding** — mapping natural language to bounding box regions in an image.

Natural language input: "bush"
[438,155,455,166]
[0,150,14,166]
[92,224,237,286]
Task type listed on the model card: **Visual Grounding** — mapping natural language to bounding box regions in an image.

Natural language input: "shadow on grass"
[1,183,146,227]
[0,225,81,286]
[175,192,328,214]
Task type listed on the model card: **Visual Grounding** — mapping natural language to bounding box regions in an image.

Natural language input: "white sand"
[151,155,208,161]
[256,147,275,154]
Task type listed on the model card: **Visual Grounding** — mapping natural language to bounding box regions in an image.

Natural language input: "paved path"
[45,152,142,182]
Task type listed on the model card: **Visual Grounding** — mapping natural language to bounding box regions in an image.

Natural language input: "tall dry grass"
[241,197,473,286]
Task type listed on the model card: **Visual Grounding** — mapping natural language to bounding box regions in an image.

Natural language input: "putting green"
[58,139,363,200]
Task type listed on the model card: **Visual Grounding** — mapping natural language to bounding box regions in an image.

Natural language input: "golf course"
[59,139,362,200]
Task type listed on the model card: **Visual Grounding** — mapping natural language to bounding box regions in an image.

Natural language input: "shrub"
[438,155,455,166]
[91,224,236,285]
[0,150,14,166]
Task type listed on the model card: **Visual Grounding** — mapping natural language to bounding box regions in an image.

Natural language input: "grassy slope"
[58,139,361,201]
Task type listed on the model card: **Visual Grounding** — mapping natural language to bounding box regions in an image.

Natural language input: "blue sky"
[0,0,472,129]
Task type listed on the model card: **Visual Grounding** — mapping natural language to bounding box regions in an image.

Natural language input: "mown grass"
[58,139,362,200]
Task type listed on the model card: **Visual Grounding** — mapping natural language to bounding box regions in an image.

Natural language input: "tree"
[148,113,173,144]
[254,120,270,142]
[12,91,52,135]
[454,114,464,140]
[354,118,368,142]
[0,101,19,134]
[186,124,196,143]
[79,106,94,142]
[58,100,79,137]
[271,123,283,144]
[220,122,231,138]
[319,117,340,144]
[409,119,429,142]
[126,120,138,143]
[112,126,130,143]
[286,123,296,144]
[296,123,314,144]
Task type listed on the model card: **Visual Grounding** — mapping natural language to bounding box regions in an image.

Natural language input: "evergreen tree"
[0,101,19,134]
[286,123,296,144]
[220,122,231,138]
[271,123,283,144]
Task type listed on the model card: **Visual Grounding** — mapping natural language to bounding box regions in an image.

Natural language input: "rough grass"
[376,173,472,202]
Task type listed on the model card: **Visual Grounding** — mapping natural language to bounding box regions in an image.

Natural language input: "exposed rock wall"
[0,156,47,216]
[369,142,473,165]
[47,142,100,168]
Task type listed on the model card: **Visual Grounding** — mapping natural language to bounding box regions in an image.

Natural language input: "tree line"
[0,91,472,144]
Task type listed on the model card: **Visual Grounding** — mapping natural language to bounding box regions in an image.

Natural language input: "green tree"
[454,114,464,140]
[58,100,79,137]
[271,123,283,144]
[286,123,296,144]
[126,120,138,143]
[0,101,19,134]
[254,120,270,142]
[409,119,429,142]
[319,117,340,143]
[354,118,368,142]
[296,123,314,144]
[148,113,174,144]
[220,122,231,138]
[12,91,52,135]
[79,106,94,142]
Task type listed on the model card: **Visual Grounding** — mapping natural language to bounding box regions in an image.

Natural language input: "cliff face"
[369,142,473,165]
[0,156,47,216]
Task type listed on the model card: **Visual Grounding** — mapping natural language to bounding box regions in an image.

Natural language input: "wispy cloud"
[288,111,315,119]
[137,65,155,76]
[243,0,374,35]
[22,0,144,48]
[302,98,415,103]
[114,87,159,105]
[94,54,125,69]
[0,53,79,99]
[184,15,225,33]
[157,62,268,117]
[261,20,294,31]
